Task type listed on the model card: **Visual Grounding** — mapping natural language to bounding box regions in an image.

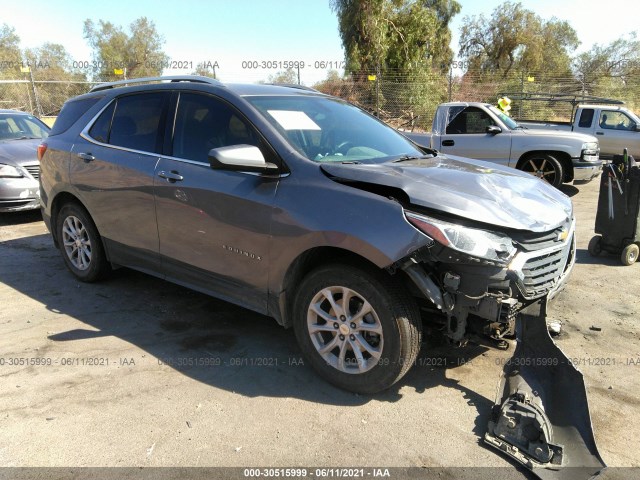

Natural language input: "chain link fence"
[1,69,638,131]
[314,68,640,132]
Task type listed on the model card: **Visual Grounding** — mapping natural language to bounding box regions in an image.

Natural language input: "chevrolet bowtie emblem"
[557,228,569,241]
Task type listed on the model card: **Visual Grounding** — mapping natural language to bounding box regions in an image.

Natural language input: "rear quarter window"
[49,96,102,136]
[578,109,594,128]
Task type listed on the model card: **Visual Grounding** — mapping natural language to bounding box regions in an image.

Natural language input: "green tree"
[330,0,451,123]
[0,23,22,78]
[459,2,578,77]
[573,33,640,109]
[23,43,86,116]
[267,68,298,84]
[421,0,461,69]
[192,61,219,79]
[330,0,445,74]
[83,17,168,81]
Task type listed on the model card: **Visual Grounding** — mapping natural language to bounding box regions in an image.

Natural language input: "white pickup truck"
[518,104,640,160]
[404,102,602,188]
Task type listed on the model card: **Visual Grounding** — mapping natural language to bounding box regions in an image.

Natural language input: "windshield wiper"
[391,149,438,163]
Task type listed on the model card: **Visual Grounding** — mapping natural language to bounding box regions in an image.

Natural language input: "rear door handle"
[157,170,184,182]
[77,152,95,162]
[596,132,604,135]
[442,140,455,146]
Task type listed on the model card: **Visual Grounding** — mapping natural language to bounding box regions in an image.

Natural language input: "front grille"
[24,164,40,180]
[520,245,570,298]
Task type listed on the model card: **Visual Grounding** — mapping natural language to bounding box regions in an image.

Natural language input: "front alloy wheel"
[520,153,564,188]
[307,286,383,374]
[294,264,422,394]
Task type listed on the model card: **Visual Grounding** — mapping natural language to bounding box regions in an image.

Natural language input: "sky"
[2,0,639,85]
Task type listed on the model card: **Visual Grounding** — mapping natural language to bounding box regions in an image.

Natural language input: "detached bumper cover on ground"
[485,299,606,479]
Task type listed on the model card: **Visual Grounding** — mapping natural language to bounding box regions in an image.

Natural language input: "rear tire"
[57,203,110,282]
[621,244,639,266]
[588,236,602,256]
[519,153,564,188]
[293,264,422,394]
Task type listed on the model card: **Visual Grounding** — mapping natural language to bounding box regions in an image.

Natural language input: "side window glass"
[578,109,594,128]
[88,102,115,144]
[172,92,259,162]
[446,107,493,134]
[109,93,166,153]
[600,111,634,131]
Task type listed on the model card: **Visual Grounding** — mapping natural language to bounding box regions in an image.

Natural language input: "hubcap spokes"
[62,216,92,270]
[307,286,383,374]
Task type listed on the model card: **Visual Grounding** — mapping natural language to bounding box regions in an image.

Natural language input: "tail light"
[37,143,48,161]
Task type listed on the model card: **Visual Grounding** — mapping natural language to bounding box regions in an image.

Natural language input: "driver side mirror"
[209,145,279,173]
[486,125,502,135]
[635,124,640,132]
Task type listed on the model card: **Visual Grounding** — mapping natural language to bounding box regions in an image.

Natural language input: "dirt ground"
[0,178,638,479]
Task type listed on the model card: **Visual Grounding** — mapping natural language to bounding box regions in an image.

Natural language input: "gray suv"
[39,76,576,395]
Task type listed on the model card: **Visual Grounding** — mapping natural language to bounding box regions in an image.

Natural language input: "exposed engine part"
[446,307,468,343]
[403,262,446,311]
[485,299,606,479]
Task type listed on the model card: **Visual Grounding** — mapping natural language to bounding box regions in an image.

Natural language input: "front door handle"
[157,170,184,182]
[442,139,455,146]
[596,132,604,135]
[77,152,95,162]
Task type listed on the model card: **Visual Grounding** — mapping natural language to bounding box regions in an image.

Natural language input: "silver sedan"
[0,110,50,212]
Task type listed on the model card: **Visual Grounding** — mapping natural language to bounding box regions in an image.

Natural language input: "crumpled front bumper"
[485,299,606,480]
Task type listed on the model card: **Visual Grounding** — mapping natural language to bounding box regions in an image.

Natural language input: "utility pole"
[27,64,43,117]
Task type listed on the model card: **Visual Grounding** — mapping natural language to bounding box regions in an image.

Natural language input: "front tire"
[57,203,110,282]
[293,264,422,394]
[519,153,564,188]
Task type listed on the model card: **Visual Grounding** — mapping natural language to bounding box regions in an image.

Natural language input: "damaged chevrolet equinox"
[40,76,576,395]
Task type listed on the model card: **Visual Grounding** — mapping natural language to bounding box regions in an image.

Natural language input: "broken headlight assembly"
[405,211,516,264]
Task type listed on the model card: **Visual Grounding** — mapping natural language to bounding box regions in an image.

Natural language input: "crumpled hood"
[0,138,41,166]
[321,155,573,232]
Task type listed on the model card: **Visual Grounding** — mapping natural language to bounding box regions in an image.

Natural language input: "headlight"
[0,164,24,178]
[581,142,599,161]
[405,211,516,263]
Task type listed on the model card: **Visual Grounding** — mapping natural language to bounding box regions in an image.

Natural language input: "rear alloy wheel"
[57,203,109,282]
[293,264,422,394]
[621,243,639,266]
[519,153,564,188]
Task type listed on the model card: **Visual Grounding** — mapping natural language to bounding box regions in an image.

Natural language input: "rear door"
[153,91,279,313]
[74,92,170,272]
[438,106,513,166]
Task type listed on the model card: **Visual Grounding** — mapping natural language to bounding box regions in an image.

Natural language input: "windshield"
[0,113,50,141]
[487,105,520,130]
[246,95,424,163]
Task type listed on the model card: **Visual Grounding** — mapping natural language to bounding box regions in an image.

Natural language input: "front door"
[154,92,279,313]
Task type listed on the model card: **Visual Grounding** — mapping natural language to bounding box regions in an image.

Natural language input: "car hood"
[0,138,41,166]
[518,128,597,143]
[320,155,573,232]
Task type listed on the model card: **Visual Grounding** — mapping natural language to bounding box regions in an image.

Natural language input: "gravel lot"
[0,178,638,479]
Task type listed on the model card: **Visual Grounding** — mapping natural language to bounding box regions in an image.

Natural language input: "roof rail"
[89,75,222,93]
[498,92,624,106]
[266,83,320,93]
